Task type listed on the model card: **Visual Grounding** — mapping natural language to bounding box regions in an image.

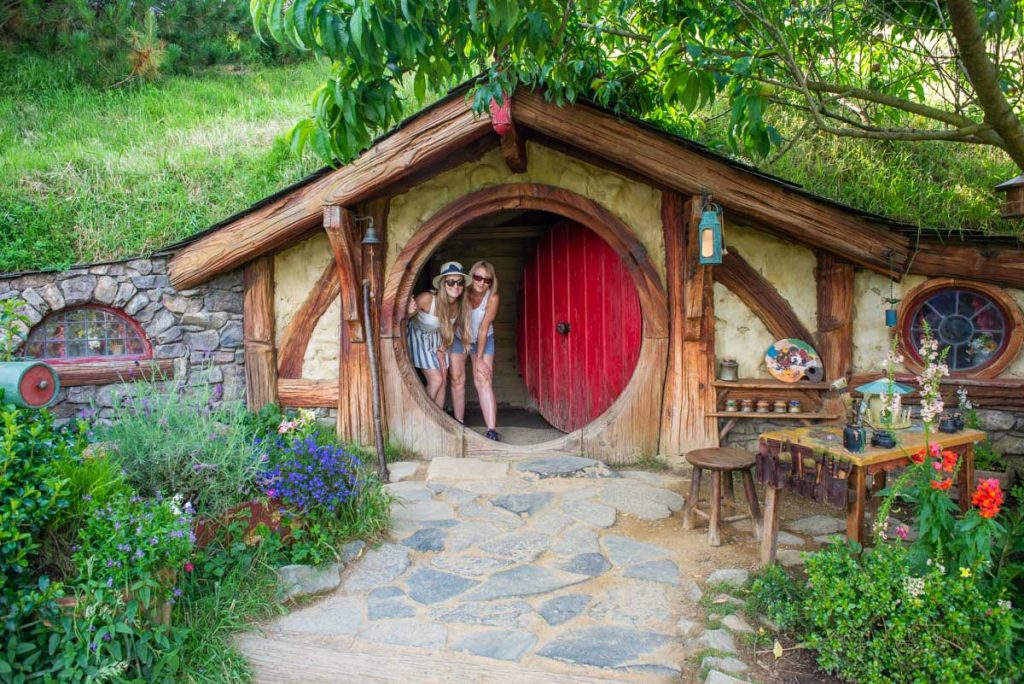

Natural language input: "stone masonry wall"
[0,256,245,421]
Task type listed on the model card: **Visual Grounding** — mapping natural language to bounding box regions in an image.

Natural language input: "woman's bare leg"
[422,369,445,408]
[449,353,467,422]
[473,353,497,431]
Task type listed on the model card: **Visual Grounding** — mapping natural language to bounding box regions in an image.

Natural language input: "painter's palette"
[765,338,820,383]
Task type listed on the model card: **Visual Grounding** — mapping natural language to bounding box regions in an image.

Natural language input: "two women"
[405,260,501,441]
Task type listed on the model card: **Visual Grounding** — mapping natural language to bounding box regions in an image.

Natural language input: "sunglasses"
[472,274,494,285]
[444,279,465,287]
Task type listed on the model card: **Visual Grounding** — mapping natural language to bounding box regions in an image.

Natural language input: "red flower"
[971,479,1004,519]
[184,561,195,573]
[910,448,927,464]
[930,478,953,491]
[940,450,959,473]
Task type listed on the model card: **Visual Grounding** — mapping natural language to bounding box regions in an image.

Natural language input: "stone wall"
[0,256,245,421]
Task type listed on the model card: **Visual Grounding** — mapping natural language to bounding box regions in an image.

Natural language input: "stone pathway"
[238,456,845,683]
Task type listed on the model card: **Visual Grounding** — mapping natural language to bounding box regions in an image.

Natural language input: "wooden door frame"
[380,183,669,463]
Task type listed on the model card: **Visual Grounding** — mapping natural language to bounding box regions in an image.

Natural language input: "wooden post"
[325,205,373,445]
[360,197,390,442]
[815,251,855,420]
[243,255,277,411]
[660,193,718,456]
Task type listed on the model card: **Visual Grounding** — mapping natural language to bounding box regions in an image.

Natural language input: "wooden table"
[757,425,984,566]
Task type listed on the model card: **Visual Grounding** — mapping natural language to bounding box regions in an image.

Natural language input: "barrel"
[0,362,60,409]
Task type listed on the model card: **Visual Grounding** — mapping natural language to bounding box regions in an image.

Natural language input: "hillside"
[1,52,1021,274]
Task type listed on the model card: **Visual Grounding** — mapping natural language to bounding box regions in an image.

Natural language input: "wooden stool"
[682,447,764,546]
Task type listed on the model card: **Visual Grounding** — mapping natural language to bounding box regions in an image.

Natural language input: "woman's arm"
[475,293,500,363]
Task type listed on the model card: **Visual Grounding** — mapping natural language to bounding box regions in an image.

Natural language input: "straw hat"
[432,261,469,290]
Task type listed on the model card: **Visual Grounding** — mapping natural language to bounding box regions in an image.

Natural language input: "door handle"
[556,322,571,335]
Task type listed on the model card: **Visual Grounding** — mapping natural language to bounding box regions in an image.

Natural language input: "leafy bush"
[746,563,806,631]
[97,381,262,517]
[803,542,1016,683]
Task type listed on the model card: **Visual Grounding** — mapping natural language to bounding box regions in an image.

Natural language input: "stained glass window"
[22,307,149,361]
[904,288,1009,373]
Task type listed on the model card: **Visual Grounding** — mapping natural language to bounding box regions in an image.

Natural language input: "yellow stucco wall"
[714,282,775,378]
[386,143,666,285]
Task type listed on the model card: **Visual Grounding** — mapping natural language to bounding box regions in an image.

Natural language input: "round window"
[902,286,1010,373]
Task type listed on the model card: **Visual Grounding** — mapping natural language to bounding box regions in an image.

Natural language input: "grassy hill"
[1,51,1021,274]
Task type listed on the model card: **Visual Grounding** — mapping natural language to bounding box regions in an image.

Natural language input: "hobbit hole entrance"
[409,209,643,445]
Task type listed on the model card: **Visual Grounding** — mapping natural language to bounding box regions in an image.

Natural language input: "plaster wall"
[386,143,666,285]
[714,283,774,378]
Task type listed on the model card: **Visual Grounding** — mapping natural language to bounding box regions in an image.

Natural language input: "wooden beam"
[243,255,277,411]
[659,191,689,455]
[54,359,175,387]
[512,89,910,277]
[714,248,815,345]
[276,263,340,379]
[277,378,339,407]
[499,124,527,172]
[910,240,1024,289]
[359,196,390,442]
[168,95,492,290]
[684,198,711,342]
[815,251,855,385]
[324,206,364,341]
[850,372,1024,411]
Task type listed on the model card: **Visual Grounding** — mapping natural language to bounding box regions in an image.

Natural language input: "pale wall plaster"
[304,298,341,380]
[386,143,666,285]
[714,282,774,378]
[273,232,338,379]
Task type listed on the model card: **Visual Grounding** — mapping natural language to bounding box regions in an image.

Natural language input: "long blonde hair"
[433,283,466,349]
[462,260,497,339]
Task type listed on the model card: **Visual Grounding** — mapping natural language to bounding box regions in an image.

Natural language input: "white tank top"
[469,291,492,342]
[411,293,441,333]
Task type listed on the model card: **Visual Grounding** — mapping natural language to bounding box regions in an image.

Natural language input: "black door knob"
[556,322,571,335]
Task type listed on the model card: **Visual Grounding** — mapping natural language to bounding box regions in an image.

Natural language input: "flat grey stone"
[776,530,805,546]
[677,617,700,637]
[589,582,670,627]
[562,500,617,528]
[552,526,600,556]
[777,549,804,567]
[427,457,508,481]
[369,586,405,600]
[702,656,751,675]
[623,559,679,585]
[340,540,366,562]
[712,594,745,607]
[600,484,684,520]
[454,480,505,495]
[391,500,455,522]
[432,600,533,628]
[430,555,515,577]
[451,629,537,662]
[721,614,755,633]
[538,594,591,626]
[273,596,363,636]
[618,470,670,484]
[560,553,611,577]
[458,503,525,530]
[479,531,551,562]
[705,670,753,684]
[402,528,446,552]
[344,544,411,593]
[277,563,344,601]
[359,619,446,649]
[706,568,749,588]
[465,565,588,601]
[420,519,459,528]
[602,535,672,566]
[406,568,479,604]
[695,628,737,654]
[517,456,602,478]
[426,484,479,504]
[616,664,682,676]
[537,626,671,668]
[367,599,416,620]
[786,514,845,535]
[530,512,574,535]
[683,580,703,603]
[386,482,434,502]
[387,461,420,482]
[445,521,503,553]
[492,492,552,516]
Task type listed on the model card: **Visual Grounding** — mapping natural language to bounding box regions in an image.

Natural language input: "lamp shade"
[855,380,914,395]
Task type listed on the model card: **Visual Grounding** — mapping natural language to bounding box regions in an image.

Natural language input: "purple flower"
[149,537,159,546]
[107,578,114,587]
[81,494,92,502]
[173,586,182,597]
[102,633,112,642]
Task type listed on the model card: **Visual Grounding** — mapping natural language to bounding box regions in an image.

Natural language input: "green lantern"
[698,199,724,265]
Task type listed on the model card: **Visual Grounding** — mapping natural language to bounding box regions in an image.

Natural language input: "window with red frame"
[902,287,1009,373]
[21,306,151,362]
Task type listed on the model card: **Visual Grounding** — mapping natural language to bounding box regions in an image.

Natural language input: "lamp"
[698,191,724,265]
[855,379,913,430]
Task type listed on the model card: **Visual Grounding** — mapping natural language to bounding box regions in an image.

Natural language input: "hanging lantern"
[883,250,900,327]
[698,196,724,265]
[995,174,1024,219]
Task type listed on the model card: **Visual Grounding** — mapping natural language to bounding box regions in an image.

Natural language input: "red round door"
[517,220,642,432]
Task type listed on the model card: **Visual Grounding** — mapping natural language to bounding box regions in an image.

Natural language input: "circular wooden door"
[517,220,642,432]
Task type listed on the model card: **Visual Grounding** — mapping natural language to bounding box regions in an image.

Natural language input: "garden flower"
[895,525,909,540]
[930,478,952,491]
[959,567,971,578]
[184,561,195,573]
[971,479,1004,518]
[910,449,926,464]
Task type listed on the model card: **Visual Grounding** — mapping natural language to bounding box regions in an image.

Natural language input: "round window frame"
[898,278,1023,379]
[22,305,153,365]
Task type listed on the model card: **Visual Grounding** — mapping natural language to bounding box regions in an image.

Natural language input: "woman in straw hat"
[405,261,468,408]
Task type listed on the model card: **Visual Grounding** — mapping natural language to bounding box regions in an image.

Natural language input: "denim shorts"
[451,334,495,356]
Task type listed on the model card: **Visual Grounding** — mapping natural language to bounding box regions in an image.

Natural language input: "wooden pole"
[243,255,276,411]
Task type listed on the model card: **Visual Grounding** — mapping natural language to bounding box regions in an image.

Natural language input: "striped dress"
[407,293,444,370]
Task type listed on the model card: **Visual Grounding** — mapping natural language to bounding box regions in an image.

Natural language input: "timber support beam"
[243,255,277,411]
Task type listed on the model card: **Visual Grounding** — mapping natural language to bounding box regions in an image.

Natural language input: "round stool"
[682,447,763,546]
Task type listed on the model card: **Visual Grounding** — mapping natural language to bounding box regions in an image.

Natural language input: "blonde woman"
[406,261,468,408]
[450,260,500,440]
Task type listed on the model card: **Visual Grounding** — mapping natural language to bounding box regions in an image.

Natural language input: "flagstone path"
[238,455,844,683]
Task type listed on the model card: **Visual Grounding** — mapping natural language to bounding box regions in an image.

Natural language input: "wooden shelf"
[710,411,839,420]
[713,379,831,390]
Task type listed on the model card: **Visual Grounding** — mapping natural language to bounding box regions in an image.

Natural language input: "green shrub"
[97,381,262,517]
[803,542,1016,683]
[746,564,806,630]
